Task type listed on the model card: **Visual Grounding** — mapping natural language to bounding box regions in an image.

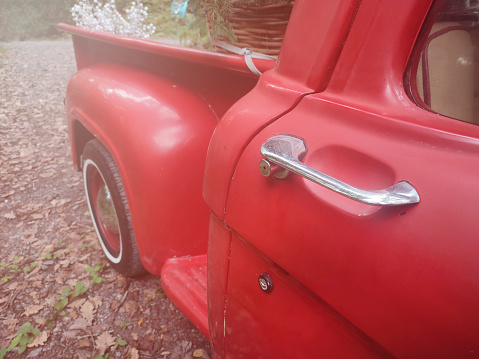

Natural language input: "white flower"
[71,0,156,39]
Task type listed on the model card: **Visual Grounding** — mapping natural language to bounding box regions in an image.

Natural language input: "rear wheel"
[82,139,145,277]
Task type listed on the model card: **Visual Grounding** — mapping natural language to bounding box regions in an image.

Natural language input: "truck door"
[222,0,479,358]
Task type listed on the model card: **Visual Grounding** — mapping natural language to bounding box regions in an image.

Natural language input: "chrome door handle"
[260,135,420,206]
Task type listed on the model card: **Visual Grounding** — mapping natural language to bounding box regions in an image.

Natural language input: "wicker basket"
[210,1,294,56]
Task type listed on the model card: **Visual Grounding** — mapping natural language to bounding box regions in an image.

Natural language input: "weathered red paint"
[60,0,479,357]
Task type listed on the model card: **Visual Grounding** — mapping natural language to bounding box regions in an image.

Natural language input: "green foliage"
[0,276,12,283]
[74,280,89,296]
[124,0,207,46]
[46,262,106,330]
[81,243,95,251]
[145,0,192,38]
[5,322,40,355]
[86,262,106,285]
[9,264,20,273]
[0,0,77,40]
[47,289,70,324]
[0,0,206,46]
[114,336,127,348]
[93,336,126,358]
[0,257,25,282]
[0,257,39,283]
[189,0,276,42]
[23,262,38,274]
[189,0,235,42]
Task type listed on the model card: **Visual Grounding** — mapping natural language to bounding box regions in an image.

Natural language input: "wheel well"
[73,120,95,169]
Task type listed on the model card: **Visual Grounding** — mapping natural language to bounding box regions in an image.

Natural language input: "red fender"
[66,63,218,274]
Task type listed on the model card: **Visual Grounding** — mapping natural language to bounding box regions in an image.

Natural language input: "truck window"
[409,0,479,125]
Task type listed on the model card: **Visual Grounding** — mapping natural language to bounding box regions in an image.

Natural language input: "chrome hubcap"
[96,186,120,235]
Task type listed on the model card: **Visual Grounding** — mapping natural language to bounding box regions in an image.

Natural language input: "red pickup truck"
[59,0,479,357]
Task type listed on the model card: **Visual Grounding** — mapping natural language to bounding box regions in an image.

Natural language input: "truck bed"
[58,24,276,117]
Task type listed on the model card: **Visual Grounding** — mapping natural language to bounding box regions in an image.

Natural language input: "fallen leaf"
[75,349,91,359]
[3,318,18,328]
[39,172,54,178]
[27,331,48,347]
[1,190,15,197]
[130,348,139,359]
[193,349,209,358]
[90,296,103,309]
[55,271,70,284]
[90,323,108,335]
[143,289,156,302]
[79,253,91,261]
[29,265,42,275]
[78,338,92,348]
[5,332,18,341]
[4,212,16,219]
[70,310,79,319]
[110,299,122,311]
[8,282,20,291]
[34,318,46,326]
[81,301,95,325]
[102,282,115,291]
[95,332,115,355]
[24,227,38,236]
[68,298,86,309]
[30,240,45,249]
[59,258,71,267]
[29,291,40,302]
[20,148,35,158]
[21,235,37,244]
[65,279,78,287]
[41,244,54,254]
[45,295,58,307]
[63,331,78,339]
[160,351,171,356]
[22,304,44,316]
[69,318,89,331]
[161,334,174,342]
[124,300,138,318]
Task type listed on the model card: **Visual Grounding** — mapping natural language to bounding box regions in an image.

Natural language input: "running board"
[161,254,209,338]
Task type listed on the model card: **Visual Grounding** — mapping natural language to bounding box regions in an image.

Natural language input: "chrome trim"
[260,135,420,206]
[97,186,120,235]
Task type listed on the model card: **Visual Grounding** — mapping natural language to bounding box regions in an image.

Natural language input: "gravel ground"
[0,40,210,359]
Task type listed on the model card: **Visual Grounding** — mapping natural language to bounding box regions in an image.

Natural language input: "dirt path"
[0,41,210,359]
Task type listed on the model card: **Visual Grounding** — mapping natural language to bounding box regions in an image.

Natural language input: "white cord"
[209,37,277,76]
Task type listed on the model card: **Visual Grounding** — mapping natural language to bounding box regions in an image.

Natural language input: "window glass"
[410,0,479,124]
